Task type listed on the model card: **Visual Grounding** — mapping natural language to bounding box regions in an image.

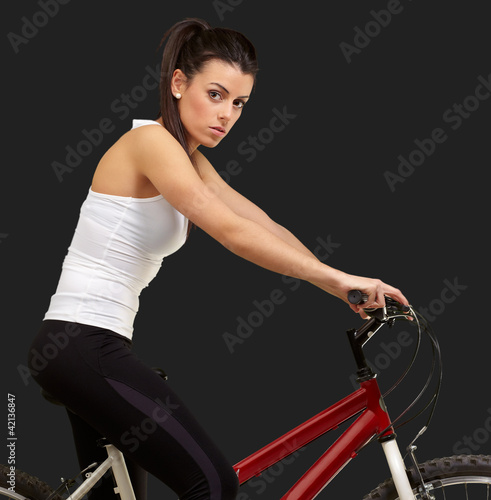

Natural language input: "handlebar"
[347,290,368,305]
[346,290,414,379]
[347,289,411,315]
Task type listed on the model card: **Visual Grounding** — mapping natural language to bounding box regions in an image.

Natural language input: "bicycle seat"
[40,367,169,406]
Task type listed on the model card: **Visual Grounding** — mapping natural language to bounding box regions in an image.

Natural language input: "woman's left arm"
[194,151,408,317]
[194,150,316,259]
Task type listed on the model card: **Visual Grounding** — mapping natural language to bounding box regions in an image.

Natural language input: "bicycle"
[2,292,491,499]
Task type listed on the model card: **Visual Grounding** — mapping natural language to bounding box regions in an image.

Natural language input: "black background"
[1,0,490,498]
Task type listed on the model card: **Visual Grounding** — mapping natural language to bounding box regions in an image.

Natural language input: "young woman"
[28,17,408,500]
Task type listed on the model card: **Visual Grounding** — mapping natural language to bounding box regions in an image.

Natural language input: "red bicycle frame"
[234,377,393,499]
[234,314,404,499]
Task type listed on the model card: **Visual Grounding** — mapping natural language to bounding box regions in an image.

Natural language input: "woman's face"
[172,60,254,152]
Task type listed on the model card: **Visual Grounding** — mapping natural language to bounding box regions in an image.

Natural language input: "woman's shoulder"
[91,120,185,197]
[119,119,186,160]
[125,119,175,143]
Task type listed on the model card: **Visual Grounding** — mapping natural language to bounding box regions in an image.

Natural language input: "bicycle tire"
[364,454,491,499]
[0,464,64,500]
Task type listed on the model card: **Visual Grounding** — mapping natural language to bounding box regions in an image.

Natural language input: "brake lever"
[363,298,411,322]
[385,296,411,313]
[348,290,409,310]
[348,290,412,324]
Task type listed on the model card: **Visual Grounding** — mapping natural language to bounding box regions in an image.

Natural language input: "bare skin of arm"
[116,124,408,315]
[192,149,407,315]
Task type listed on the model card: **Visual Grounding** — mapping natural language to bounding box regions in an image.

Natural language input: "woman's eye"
[234,100,245,109]
[209,91,222,101]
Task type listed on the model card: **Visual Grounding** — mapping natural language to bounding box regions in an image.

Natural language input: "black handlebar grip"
[347,290,369,305]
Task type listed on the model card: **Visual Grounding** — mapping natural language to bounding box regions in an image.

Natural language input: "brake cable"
[360,306,443,450]
[382,312,422,399]
[377,307,442,439]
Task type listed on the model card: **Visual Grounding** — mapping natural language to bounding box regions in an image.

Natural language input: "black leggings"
[28,320,239,500]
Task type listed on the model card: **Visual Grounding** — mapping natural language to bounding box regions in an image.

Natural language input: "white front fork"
[381,439,415,500]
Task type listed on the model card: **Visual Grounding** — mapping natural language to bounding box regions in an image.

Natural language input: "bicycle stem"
[346,316,384,383]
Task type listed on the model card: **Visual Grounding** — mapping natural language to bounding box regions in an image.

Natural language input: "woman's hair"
[157,18,259,159]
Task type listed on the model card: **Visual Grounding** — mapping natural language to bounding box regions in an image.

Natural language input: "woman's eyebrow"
[210,82,249,99]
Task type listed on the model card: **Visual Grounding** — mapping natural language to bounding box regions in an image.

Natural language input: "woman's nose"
[219,103,232,121]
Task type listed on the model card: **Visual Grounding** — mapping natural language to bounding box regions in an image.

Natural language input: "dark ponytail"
[157,18,259,160]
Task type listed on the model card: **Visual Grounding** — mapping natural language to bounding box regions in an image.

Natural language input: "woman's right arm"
[128,125,408,313]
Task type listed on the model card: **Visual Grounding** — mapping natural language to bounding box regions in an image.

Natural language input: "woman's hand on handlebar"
[340,275,409,319]
[311,269,409,319]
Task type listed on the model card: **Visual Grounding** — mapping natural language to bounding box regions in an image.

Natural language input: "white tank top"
[44,119,188,339]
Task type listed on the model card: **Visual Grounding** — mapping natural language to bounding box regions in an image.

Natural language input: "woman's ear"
[171,69,187,97]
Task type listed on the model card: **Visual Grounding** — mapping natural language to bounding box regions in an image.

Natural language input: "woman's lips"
[210,126,226,137]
